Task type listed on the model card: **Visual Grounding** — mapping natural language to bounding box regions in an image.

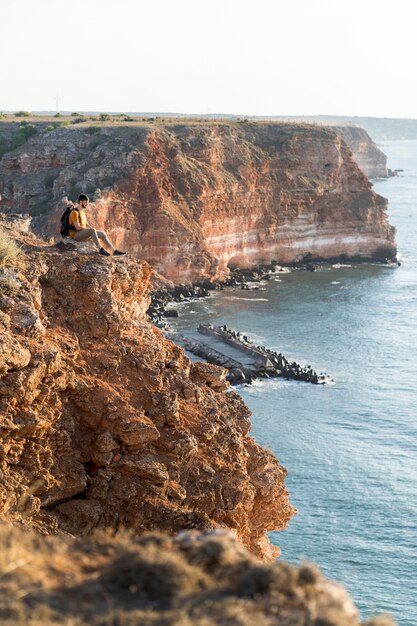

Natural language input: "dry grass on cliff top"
[0,114,317,130]
[0,524,395,626]
[0,229,22,268]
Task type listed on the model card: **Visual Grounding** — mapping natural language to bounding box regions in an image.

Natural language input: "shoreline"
[148,255,400,327]
[149,255,399,389]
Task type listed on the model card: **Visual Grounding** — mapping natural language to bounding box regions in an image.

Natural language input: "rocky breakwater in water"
[180,324,330,385]
[0,120,396,283]
[0,213,295,560]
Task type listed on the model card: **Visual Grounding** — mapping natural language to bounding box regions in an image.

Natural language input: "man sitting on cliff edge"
[68,194,126,256]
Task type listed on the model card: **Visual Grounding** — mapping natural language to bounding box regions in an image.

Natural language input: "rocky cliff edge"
[333,126,388,178]
[0,213,294,560]
[0,121,396,283]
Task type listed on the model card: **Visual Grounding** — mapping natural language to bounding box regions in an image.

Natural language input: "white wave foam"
[223,297,269,301]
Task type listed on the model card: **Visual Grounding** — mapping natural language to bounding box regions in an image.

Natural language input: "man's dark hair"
[78,194,89,202]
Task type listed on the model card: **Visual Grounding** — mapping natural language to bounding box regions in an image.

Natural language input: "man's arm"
[69,210,84,231]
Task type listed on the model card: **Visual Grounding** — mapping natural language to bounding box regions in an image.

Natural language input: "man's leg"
[72,228,101,249]
[96,231,115,250]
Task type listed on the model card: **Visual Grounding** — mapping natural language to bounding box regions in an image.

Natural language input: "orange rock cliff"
[0,214,295,560]
[0,121,396,283]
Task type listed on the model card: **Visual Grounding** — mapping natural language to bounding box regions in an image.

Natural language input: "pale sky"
[2,0,417,117]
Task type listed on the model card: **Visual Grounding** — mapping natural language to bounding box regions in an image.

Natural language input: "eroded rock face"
[0,215,294,559]
[334,126,388,178]
[0,121,396,283]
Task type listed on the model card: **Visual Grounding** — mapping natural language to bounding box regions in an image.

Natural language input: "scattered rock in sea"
[388,168,403,177]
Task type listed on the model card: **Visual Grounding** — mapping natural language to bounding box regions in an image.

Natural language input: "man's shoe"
[113,250,127,256]
[99,247,111,256]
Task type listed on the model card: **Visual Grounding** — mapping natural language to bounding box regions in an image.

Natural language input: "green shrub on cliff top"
[14,110,31,117]
[85,126,101,134]
[15,123,37,144]
[0,123,38,158]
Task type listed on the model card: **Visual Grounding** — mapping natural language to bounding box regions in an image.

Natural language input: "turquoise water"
[169,141,417,625]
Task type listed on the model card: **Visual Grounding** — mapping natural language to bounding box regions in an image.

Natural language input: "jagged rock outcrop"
[0,214,294,560]
[0,120,396,283]
[0,523,395,626]
[333,126,388,178]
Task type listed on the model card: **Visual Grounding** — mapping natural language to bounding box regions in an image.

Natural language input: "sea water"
[168,141,417,625]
